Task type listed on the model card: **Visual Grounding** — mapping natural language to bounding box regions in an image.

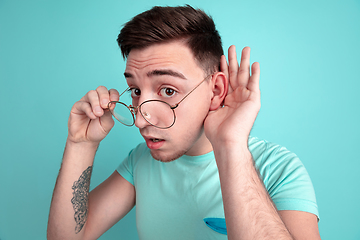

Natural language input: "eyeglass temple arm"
[119,87,131,98]
[107,87,130,109]
[171,74,213,109]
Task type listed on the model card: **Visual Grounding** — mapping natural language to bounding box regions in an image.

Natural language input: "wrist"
[209,131,250,150]
[212,138,249,156]
[62,139,99,169]
[213,143,253,169]
[66,138,100,150]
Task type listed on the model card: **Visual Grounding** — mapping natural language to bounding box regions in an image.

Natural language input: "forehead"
[125,41,204,78]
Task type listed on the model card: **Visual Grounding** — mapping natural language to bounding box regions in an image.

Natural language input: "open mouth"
[151,138,163,142]
[145,137,165,150]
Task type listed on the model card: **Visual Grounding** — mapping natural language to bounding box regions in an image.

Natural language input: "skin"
[47,41,321,240]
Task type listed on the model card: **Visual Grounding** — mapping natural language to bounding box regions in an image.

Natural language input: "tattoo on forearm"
[71,166,92,234]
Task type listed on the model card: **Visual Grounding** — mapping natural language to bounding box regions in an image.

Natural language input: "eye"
[160,87,176,97]
[129,88,141,97]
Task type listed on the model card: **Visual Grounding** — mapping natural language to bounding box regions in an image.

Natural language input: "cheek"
[172,86,212,128]
[174,99,211,127]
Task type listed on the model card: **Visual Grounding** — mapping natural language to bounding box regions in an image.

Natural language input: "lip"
[143,136,165,150]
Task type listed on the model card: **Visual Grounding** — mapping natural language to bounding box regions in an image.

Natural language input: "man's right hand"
[67,86,120,144]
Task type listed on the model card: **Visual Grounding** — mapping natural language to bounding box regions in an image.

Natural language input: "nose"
[134,104,151,129]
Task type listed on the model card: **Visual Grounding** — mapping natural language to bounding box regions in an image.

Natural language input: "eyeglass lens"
[109,102,134,126]
[109,90,134,126]
[139,100,175,128]
[110,100,175,128]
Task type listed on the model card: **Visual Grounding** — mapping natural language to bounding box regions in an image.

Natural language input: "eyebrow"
[124,69,187,80]
[148,69,186,80]
[124,72,133,78]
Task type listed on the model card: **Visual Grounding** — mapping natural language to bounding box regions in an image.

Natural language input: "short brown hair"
[117,5,223,74]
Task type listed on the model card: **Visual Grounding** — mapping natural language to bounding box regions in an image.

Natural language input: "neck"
[185,131,214,156]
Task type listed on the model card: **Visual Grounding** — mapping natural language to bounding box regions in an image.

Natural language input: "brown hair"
[117,5,223,74]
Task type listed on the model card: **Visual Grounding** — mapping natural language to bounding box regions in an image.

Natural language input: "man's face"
[124,41,214,162]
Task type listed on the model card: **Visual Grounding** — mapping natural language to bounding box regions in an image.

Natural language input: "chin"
[150,149,186,163]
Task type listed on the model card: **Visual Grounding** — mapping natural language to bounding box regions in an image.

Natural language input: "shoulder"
[118,142,151,171]
[249,136,318,216]
[248,136,301,171]
[117,142,151,185]
[127,142,150,160]
[248,136,313,197]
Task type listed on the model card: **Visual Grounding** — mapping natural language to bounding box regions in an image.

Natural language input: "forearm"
[47,140,99,240]
[214,145,293,240]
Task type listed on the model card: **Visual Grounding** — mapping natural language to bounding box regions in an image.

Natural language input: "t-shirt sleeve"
[117,148,135,186]
[250,138,319,219]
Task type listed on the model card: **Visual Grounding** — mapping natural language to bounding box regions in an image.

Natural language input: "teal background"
[0,0,359,239]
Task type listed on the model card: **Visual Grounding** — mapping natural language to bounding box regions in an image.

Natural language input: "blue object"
[203,218,227,235]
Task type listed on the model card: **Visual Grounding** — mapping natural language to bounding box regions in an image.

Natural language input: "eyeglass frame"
[108,73,213,129]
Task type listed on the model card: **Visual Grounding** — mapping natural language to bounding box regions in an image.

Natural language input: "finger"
[109,88,120,102]
[228,45,241,90]
[248,62,260,93]
[83,90,104,117]
[220,55,233,94]
[238,47,251,87]
[96,86,111,109]
[220,55,229,80]
[72,101,97,119]
[107,89,120,111]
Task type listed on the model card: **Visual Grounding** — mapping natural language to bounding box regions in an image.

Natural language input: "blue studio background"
[1,0,359,239]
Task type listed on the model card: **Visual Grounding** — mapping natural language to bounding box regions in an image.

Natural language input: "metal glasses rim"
[108,100,176,129]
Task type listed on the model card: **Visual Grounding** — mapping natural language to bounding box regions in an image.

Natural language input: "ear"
[209,72,228,111]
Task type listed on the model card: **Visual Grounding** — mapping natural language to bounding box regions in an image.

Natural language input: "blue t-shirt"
[117,137,318,240]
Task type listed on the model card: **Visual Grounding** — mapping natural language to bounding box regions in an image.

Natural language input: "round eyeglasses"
[108,74,212,129]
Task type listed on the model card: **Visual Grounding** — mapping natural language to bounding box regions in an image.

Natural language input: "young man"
[48,6,320,240]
